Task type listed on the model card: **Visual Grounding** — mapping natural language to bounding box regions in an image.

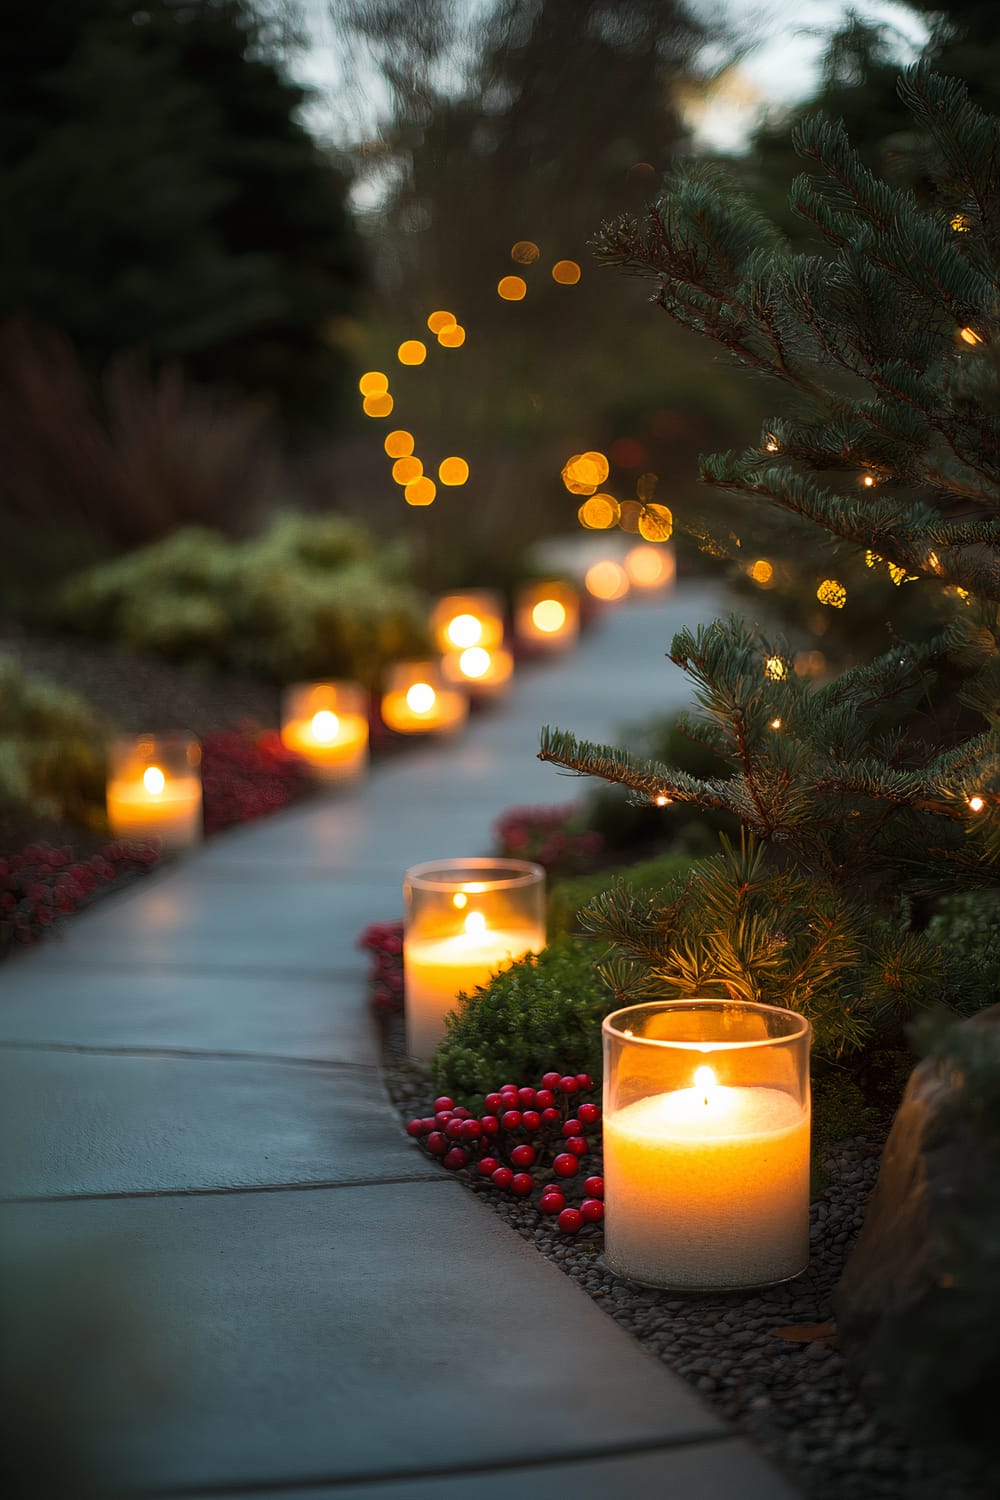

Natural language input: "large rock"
[835,1004,1000,1387]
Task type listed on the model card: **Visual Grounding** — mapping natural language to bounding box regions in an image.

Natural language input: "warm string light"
[861,473,876,488]
[764,435,779,453]
[816,579,847,609]
[968,795,985,814]
[960,326,983,346]
[654,794,671,807]
[764,656,787,682]
[770,718,782,730]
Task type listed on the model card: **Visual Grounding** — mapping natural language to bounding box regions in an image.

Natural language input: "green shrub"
[431,936,612,1104]
[49,513,430,688]
[548,851,697,936]
[0,654,107,827]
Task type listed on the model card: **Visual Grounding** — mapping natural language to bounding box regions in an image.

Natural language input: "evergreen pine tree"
[0,0,363,420]
[539,67,999,1056]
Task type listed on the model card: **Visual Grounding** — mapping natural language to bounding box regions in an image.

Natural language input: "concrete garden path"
[0,582,799,1499]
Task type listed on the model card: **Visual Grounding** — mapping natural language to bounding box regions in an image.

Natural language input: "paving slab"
[8,870,387,976]
[0,968,378,1066]
[166,1438,798,1499]
[0,1050,430,1198]
[0,1182,726,1493]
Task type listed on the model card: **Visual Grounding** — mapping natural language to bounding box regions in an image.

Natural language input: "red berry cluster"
[201,726,312,835]
[407,1071,605,1235]
[493,804,603,876]
[0,839,160,952]
[357,918,405,1015]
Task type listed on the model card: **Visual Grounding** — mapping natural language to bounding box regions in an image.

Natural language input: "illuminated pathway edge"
[0,582,799,1499]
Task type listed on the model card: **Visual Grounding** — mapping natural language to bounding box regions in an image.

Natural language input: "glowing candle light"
[106,734,203,851]
[514,580,579,651]
[430,591,505,654]
[441,645,514,697]
[381,662,467,736]
[403,859,546,1060]
[280,683,369,781]
[624,544,676,592]
[602,1000,811,1290]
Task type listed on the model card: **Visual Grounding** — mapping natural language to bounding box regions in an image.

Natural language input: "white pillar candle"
[403,858,546,1062]
[602,1000,811,1291]
[404,912,545,1060]
[106,735,203,851]
[603,1067,810,1289]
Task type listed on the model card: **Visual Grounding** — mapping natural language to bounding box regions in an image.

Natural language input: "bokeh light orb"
[427,310,457,334]
[497,276,527,301]
[438,456,469,486]
[310,710,340,743]
[398,339,427,366]
[585,560,630,601]
[446,613,483,648]
[363,392,394,417]
[625,544,674,588]
[359,370,389,396]
[637,502,673,542]
[384,429,415,458]
[552,259,582,284]
[511,240,540,264]
[392,456,423,485]
[437,324,466,348]
[579,493,620,529]
[459,647,491,678]
[404,476,437,506]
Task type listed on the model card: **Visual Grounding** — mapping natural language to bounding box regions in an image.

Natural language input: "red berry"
[565,1137,588,1157]
[510,1144,536,1169]
[575,1074,594,1090]
[443,1147,468,1171]
[580,1198,605,1223]
[557,1208,583,1234]
[491,1166,514,1189]
[452,1106,472,1120]
[499,1083,518,1095]
[552,1153,579,1178]
[521,1109,541,1132]
[484,1092,503,1113]
[517,1087,536,1107]
[541,1071,561,1090]
[426,1132,447,1155]
[577,1102,600,1124]
[500,1109,522,1131]
[584,1176,605,1198]
[541,1107,560,1125]
[480,1115,500,1136]
[535,1089,555,1109]
[435,1111,453,1127]
[478,1156,500,1177]
[445,1119,465,1140]
[421,1118,438,1133]
[406,1119,426,1137]
[460,1119,482,1141]
[559,1076,580,1094]
[562,1119,583,1137]
[499,1088,519,1107]
[433,1096,455,1113]
[510,1172,534,1196]
[540,1192,566,1215]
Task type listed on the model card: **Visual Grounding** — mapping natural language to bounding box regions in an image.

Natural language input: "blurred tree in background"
[0,0,363,422]
[327,0,767,587]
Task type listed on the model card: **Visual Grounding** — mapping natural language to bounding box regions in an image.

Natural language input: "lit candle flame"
[459,646,491,679]
[532,599,567,633]
[143,766,166,796]
[406,682,437,714]
[694,1064,717,1104]
[447,613,483,648]
[452,892,468,909]
[464,911,487,938]
[310,710,340,743]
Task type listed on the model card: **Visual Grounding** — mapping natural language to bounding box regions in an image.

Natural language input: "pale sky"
[292,0,929,156]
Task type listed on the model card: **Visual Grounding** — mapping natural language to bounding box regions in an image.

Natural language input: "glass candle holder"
[514,580,579,650]
[381,662,468,736]
[430,590,505,654]
[106,733,203,851]
[602,1000,811,1291]
[280,681,369,781]
[403,858,546,1061]
[440,644,514,697]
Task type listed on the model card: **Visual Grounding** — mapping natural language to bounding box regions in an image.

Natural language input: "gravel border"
[385,1052,987,1500]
